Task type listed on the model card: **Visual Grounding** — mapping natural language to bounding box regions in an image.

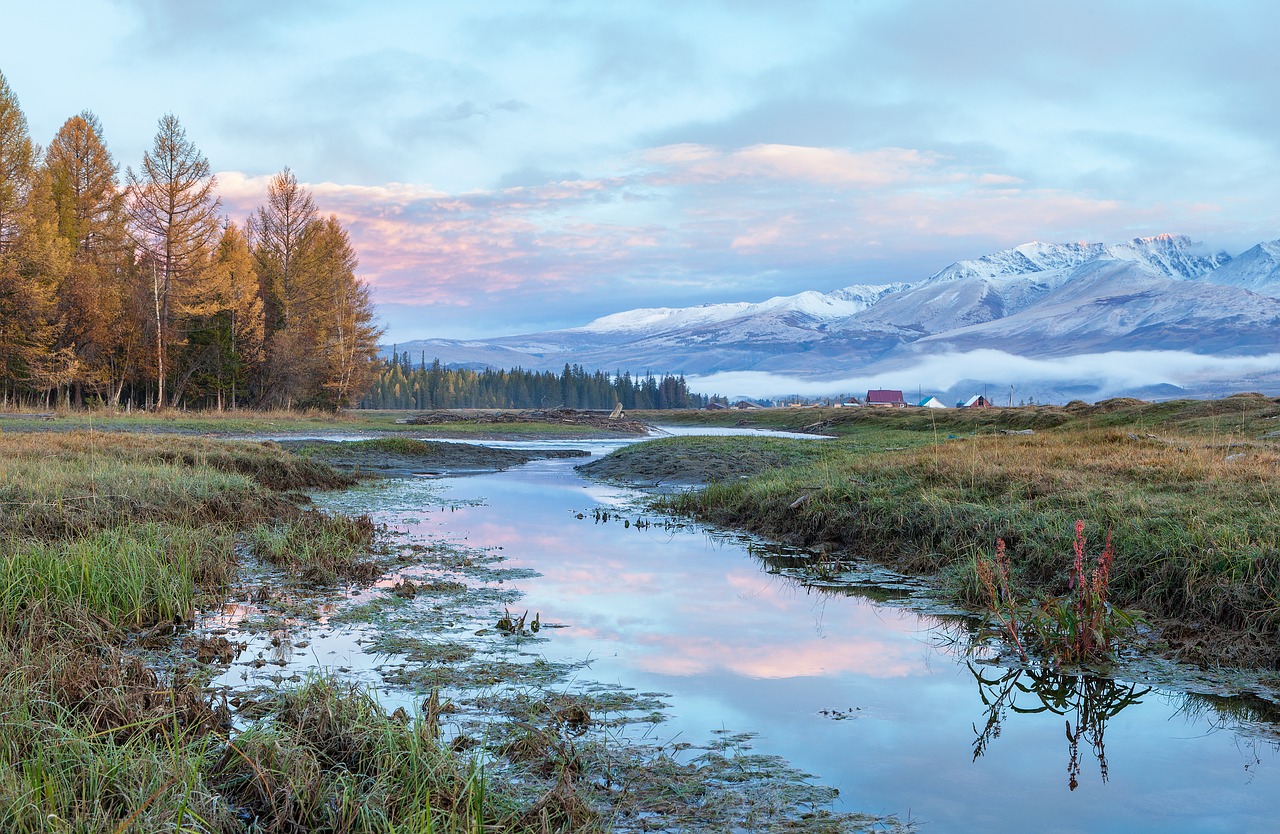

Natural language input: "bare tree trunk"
[152,261,165,409]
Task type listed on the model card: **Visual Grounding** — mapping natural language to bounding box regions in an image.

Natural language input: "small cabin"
[959,395,992,408]
[866,389,907,407]
[916,396,948,409]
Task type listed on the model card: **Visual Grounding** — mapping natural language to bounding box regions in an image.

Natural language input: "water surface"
[387,442,1280,833]
[215,429,1280,832]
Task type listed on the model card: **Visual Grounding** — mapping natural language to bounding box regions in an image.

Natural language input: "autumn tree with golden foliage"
[0,71,382,411]
[46,111,130,405]
[125,114,222,407]
[251,170,381,408]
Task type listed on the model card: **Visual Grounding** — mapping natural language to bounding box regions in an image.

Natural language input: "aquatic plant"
[976,521,1142,666]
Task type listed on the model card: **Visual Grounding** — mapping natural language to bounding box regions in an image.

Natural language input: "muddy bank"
[279,437,589,476]
[401,407,651,435]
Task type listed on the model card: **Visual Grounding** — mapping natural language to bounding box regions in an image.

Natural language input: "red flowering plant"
[975,520,1141,666]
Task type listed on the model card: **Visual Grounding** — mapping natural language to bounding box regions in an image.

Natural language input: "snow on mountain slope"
[573,284,908,334]
[1196,240,1280,298]
[923,235,1229,286]
[384,235,1274,390]
[909,260,1280,356]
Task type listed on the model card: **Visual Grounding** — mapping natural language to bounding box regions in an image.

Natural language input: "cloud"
[214,121,1276,341]
[109,0,342,54]
[642,143,943,187]
[686,350,1280,400]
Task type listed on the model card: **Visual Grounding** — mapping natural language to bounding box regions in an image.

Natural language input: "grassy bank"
[0,406,638,438]
[0,430,536,833]
[283,437,591,477]
[651,395,1280,669]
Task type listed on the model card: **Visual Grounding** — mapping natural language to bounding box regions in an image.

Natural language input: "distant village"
[707,389,999,411]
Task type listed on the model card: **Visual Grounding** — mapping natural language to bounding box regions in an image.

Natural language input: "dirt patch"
[278,437,589,476]
[401,407,651,435]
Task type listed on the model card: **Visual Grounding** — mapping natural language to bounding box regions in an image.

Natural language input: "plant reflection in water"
[968,662,1151,790]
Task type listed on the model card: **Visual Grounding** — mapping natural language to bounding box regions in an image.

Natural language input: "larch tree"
[3,167,70,405]
[310,214,381,408]
[174,220,265,408]
[0,70,35,254]
[0,69,43,403]
[46,111,128,404]
[125,114,221,408]
[250,166,317,331]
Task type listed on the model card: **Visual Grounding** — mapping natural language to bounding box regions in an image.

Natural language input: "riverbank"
[278,437,590,477]
[0,429,903,832]
[606,396,1280,672]
[0,406,651,440]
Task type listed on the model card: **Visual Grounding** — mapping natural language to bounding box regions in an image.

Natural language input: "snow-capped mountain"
[572,284,909,335]
[1194,240,1280,297]
[386,235,1280,399]
[922,235,1229,284]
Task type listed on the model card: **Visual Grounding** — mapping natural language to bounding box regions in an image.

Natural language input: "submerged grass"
[247,510,380,581]
[653,396,1280,668]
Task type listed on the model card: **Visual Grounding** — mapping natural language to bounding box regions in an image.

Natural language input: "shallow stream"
[214,428,1280,832]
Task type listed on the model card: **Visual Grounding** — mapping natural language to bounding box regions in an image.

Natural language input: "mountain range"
[386,235,1280,402]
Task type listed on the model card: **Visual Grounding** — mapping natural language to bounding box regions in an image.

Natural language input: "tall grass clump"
[218,674,587,833]
[0,523,236,628]
[0,603,235,833]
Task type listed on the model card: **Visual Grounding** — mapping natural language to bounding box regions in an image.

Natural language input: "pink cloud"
[213,141,1235,329]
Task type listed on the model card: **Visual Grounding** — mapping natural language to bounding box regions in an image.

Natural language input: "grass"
[0,431,353,538]
[653,395,1280,668]
[577,435,839,485]
[0,406,629,438]
[0,523,235,628]
[216,673,579,833]
[247,510,380,582]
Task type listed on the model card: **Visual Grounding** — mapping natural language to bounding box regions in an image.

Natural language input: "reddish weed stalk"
[976,520,1135,666]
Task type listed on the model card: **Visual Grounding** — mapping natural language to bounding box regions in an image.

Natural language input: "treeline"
[361,354,710,410]
[0,71,381,411]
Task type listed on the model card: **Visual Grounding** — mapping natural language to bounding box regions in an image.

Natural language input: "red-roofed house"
[866,389,907,407]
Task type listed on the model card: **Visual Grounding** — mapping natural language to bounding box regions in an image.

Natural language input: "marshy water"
[212,429,1280,832]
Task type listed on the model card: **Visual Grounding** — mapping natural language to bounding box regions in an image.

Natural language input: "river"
[213,429,1280,832]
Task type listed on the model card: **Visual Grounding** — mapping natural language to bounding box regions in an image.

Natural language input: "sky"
[3,0,1279,344]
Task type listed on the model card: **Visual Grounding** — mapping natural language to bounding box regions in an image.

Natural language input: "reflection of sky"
[384,456,1280,833]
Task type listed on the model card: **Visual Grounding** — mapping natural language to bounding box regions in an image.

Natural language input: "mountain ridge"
[384,234,1280,399]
